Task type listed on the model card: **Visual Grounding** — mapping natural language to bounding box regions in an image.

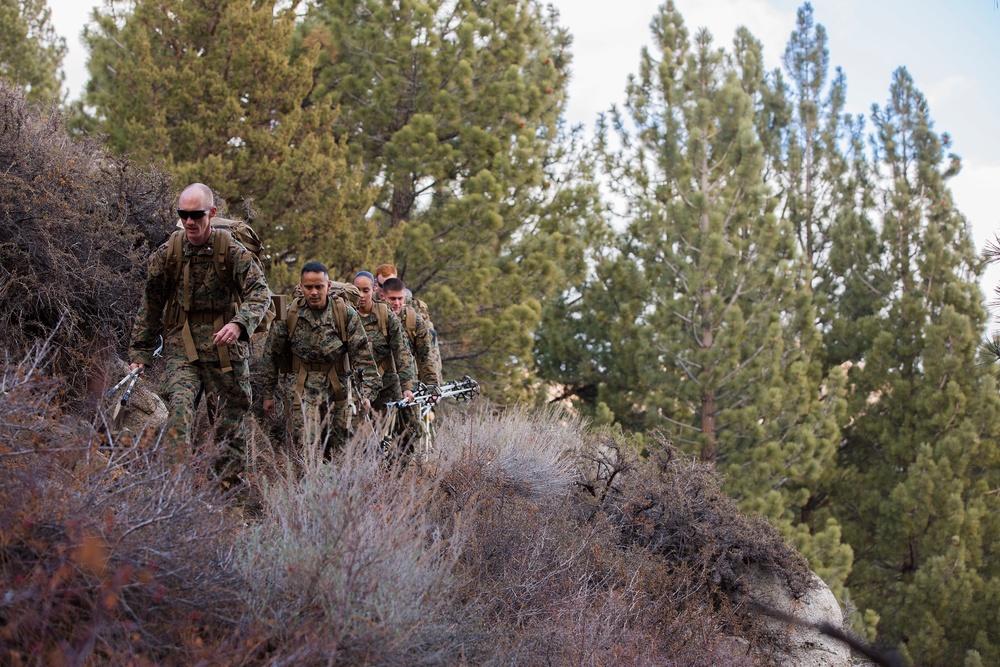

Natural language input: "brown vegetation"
[0,80,173,396]
[1,350,811,665]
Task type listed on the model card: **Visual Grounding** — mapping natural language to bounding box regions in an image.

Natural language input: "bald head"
[180,183,214,209]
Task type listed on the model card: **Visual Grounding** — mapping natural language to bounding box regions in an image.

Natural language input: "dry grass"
[2,357,808,665]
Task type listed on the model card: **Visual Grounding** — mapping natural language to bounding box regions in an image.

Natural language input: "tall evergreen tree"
[300,0,591,394]
[0,0,65,103]
[81,0,381,290]
[538,2,852,591]
[780,3,883,370]
[817,68,1000,665]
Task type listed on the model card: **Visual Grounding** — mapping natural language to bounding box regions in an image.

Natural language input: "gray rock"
[750,568,851,667]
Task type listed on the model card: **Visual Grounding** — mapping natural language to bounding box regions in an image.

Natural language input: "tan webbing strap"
[404,306,416,338]
[216,313,233,373]
[291,355,345,401]
[213,229,231,283]
[180,259,199,363]
[376,302,397,374]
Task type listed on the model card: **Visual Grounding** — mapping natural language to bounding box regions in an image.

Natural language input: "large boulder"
[750,568,851,667]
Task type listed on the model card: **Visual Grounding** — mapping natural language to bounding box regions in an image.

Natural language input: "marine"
[261,262,380,456]
[381,277,441,388]
[129,183,270,485]
[352,271,418,449]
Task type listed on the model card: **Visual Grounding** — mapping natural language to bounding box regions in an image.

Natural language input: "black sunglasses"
[177,209,209,220]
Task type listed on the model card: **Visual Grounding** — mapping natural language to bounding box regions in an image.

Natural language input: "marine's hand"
[360,398,371,413]
[263,398,276,420]
[214,322,242,347]
[402,389,415,404]
[129,363,144,374]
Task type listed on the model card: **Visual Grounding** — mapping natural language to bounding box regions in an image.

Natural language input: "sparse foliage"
[0,0,66,103]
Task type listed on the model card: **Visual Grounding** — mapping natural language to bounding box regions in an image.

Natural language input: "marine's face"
[354,275,375,312]
[300,271,331,310]
[177,190,215,246]
[375,272,396,300]
[384,289,406,315]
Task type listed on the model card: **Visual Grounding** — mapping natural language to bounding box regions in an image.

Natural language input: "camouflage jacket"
[359,303,416,393]
[405,295,442,377]
[261,298,380,402]
[129,229,269,365]
[399,305,442,386]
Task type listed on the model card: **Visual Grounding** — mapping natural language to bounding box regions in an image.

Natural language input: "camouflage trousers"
[371,373,419,457]
[161,352,251,483]
[286,379,354,458]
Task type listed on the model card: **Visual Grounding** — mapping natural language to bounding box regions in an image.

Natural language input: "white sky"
[48,0,1000,322]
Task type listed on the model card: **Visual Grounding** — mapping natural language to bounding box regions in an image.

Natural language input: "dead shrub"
[0,81,173,396]
[0,348,249,666]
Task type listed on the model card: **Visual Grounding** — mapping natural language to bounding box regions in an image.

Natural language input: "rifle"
[383,376,480,457]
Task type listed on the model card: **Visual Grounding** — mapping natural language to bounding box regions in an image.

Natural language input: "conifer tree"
[81,0,382,290]
[0,0,66,103]
[780,3,883,370]
[818,68,1000,665]
[300,0,590,393]
[538,2,851,590]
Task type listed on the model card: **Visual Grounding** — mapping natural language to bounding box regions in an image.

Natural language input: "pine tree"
[819,68,1000,665]
[81,0,382,290]
[300,0,590,394]
[538,1,852,590]
[0,0,65,103]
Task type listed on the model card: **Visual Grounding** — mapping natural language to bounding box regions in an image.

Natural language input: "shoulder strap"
[167,230,185,284]
[332,296,348,344]
[404,307,416,336]
[212,229,233,284]
[375,302,389,339]
[286,297,304,338]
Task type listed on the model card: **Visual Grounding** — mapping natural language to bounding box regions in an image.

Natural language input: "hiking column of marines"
[128,183,445,490]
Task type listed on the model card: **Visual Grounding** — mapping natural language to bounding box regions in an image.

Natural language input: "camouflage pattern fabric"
[360,304,416,398]
[361,305,418,449]
[262,298,379,455]
[406,294,442,377]
[401,304,442,387]
[129,229,269,474]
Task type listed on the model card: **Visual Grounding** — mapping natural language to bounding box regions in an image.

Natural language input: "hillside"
[0,77,878,667]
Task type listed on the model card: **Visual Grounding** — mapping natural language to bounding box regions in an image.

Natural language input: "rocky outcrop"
[750,568,851,667]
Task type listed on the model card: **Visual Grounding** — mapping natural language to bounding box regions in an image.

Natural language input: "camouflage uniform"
[406,295,442,379]
[360,304,418,447]
[262,297,380,456]
[129,230,269,478]
[399,304,442,387]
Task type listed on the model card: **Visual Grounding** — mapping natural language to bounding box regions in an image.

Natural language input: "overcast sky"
[47,0,1000,316]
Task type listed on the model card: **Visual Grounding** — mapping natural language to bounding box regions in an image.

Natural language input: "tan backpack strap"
[213,229,232,283]
[376,302,388,339]
[291,353,346,401]
[332,298,351,370]
[286,298,303,338]
[167,231,184,285]
[405,307,416,337]
[375,303,397,374]
[216,313,233,373]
